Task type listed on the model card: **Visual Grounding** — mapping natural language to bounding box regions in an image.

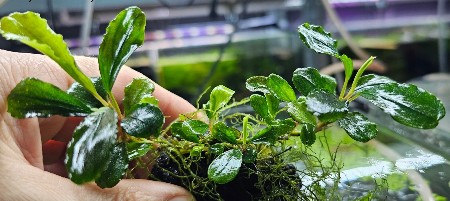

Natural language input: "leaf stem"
[344,56,375,100]
[107,91,123,119]
[92,91,109,107]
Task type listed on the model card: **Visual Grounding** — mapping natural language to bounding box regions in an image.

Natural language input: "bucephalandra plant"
[0,6,446,200]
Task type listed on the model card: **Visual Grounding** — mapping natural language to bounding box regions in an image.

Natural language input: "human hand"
[0,50,196,200]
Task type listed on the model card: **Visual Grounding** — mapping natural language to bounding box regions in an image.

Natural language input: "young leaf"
[95,143,129,188]
[306,90,348,122]
[67,77,107,109]
[287,102,316,125]
[208,85,235,113]
[250,94,270,120]
[266,93,280,118]
[123,78,156,114]
[7,78,92,118]
[127,142,152,160]
[250,119,296,144]
[266,74,296,102]
[190,145,205,157]
[355,75,445,129]
[99,6,146,92]
[338,112,377,142]
[121,103,164,138]
[292,67,337,96]
[298,23,339,57]
[212,122,239,144]
[300,123,316,146]
[339,55,354,98]
[181,119,209,143]
[0,12,97,96]
[246,76,269,94]
[65,107,117,184]
[208,149,243,184]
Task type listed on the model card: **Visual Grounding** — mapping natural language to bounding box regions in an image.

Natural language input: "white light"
[188,27,200,37]
[223,24,234,34]
[172,29,184,38]
[153,30,166,40]
[205,26,217,35]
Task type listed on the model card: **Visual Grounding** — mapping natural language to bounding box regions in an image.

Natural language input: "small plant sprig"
[1,7,446,200]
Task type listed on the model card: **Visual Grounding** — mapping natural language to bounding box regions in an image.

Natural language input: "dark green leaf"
[292,67,337,96]
[250,94,270,120]
[181,119,209,143]
[339,54,353,82]
[246,76,269,94]
[127,142,152,160]
[287,102,316,125]
[242,147,257,163]
[212,122,239,144]
[123,78,156,114]
[7,78,92,118]
[355,75,445,129]
[266,74,296,102]
[95,143,129,188]
[209,143,225,155]
[300,124,316,146]
[208,85,235,112]
[190,145,204,157]
[208,149,243,184]
[266,93,280,118]
[99,7,146,92]
[170,122,184,139]
[338,112,377,142]
[306,90,348,122]
[121,103,164,138]
[65,107,117,184]
[250,119,296,144]
[67,77,107,108]
[298,23,339,57]
[0,12,97,95]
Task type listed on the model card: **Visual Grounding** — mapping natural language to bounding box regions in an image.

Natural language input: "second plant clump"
[0,6,445,200]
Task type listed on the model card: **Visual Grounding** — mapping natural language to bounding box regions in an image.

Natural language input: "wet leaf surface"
[266,74,296,102]
[300,123,316,146]
[306,90,348,122]
[208,149,243,184]
[250,119,296,144]
[287,101,316,125]
[212,122,239,144]
[67,77,107,109]
[123,78,156,114]
[298,23,339,57]
[250,94,270,120]
[246,76,269,94]
[181,119,209,143]
[338,112,377,142]
[95,142,129,188]
[121,103,164,138]
[292,67,337,96]
[208,85,235,112]
[127,142,152,160]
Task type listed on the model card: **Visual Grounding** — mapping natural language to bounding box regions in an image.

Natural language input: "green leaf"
[246,76,269,94]
[338,112,377,142]
[123,78,156,114]
[208,85,235,112]
[242,147,257,163]
[208,149,243,184]
[266,93,280,118]
[287,102,316,125]
[181,119,209,143]
[99,6,146,92]
[298,23,339,57]
[250,94,270,120]
[7,78,92,118]
[67,77,107,109]
[190,145,204,157]
[250,119,296,144]
[355,75,445,129]
[121,103,164,138]
[292,67,337,96]
[300,123,316,146]
[95,143,129,188]
[306,90,348,122]
[340,54,354,82]
[209,143,225,155]
[212,122,239,144]
[0,12,97,95]
[65,107,117,184]
[266,74,296,102]
[126,142,152,160]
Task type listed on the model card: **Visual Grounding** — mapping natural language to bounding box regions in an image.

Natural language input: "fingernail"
[169,196,195,201]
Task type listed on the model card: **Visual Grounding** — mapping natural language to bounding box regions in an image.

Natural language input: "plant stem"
[107,91,123,119]
[344,56,375,100]
[92,91,109,107]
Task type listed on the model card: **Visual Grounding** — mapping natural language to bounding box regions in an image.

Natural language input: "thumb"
[3,164,194,201]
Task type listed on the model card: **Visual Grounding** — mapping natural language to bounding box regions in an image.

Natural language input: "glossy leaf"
[123,78,156,114]
[266,93,280,118]
[250,119,296,144]
[181,119,209,143]
[65,107,117,184]
[300,124,316,146]
[242,147,257,163]
[306,90,348,122]
[0,12,97,95]
[121,103,164,138]
[355,75,445,129]
[287,102,316,125]
[246,76,269,94]
[208,85,235,112]
[127,142,152,160]
[339,54,354,82]
[266,74,296,102]
[95,143,129,188]
[7,78,92,118]
[250,94,270,120]
[99,6,146,92]
[190,145,204,157]
[338,112,377,142]
[212,122,239,144]
[298,23,339,57]
[208,149,243,184]
[292,67,337,96]
[67,77,107,108]
[209,143,225,155]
